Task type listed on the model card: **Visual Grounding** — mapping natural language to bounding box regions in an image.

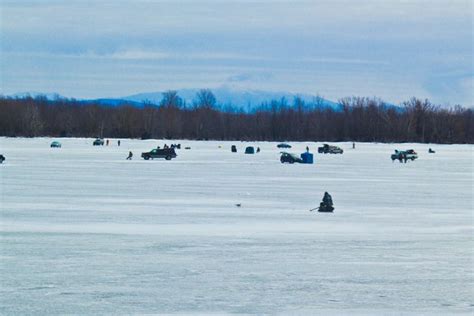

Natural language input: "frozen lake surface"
[0,138,472,314]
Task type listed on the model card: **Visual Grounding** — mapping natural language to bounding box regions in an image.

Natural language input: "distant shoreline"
[1,95,472,144]
[1,136,473,146]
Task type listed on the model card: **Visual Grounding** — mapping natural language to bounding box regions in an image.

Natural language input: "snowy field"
[0,137,472,315]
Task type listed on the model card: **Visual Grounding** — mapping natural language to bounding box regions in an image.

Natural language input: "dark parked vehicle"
[50,141,62,148]
[0,155,5,164]
[318,144,343,154]
[280,152,303,164]
[391,149,418,163]
[277,143,291,149]
[141,148,177,160]
[245,146,255,154]
[93,138,104,146]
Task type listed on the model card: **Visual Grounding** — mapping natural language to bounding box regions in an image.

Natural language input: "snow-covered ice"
[0,138,472,314]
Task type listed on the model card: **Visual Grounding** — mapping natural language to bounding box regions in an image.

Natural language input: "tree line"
[0,90,472,143]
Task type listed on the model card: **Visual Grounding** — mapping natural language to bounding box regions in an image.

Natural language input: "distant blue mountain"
[3,93,145,108]
[82,98,145,107]
[123,86,339,110]
[5,87,340,111]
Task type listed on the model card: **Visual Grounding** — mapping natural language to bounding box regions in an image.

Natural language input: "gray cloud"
[1,0,472,105]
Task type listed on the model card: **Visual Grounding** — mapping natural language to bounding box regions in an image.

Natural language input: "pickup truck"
[391,149,418,162]
[318,144,343,154]
[141,148,177,160]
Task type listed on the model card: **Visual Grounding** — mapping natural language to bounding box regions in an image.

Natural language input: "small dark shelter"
[245,146,255,154]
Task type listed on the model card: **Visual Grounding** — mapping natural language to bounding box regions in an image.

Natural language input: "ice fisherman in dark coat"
[322,192,333,206]
[319,192,334,212]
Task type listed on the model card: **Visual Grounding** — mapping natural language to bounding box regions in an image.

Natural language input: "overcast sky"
[1,0,472,105]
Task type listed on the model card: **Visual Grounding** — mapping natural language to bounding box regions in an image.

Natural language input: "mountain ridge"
[122,86,339,109]
[3,87,341,110]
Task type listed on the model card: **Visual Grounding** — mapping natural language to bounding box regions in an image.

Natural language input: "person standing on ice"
[126,151,133,160]
[118,140,121,146]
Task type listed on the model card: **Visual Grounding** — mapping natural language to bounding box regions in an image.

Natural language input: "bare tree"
[0,95,471,143]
